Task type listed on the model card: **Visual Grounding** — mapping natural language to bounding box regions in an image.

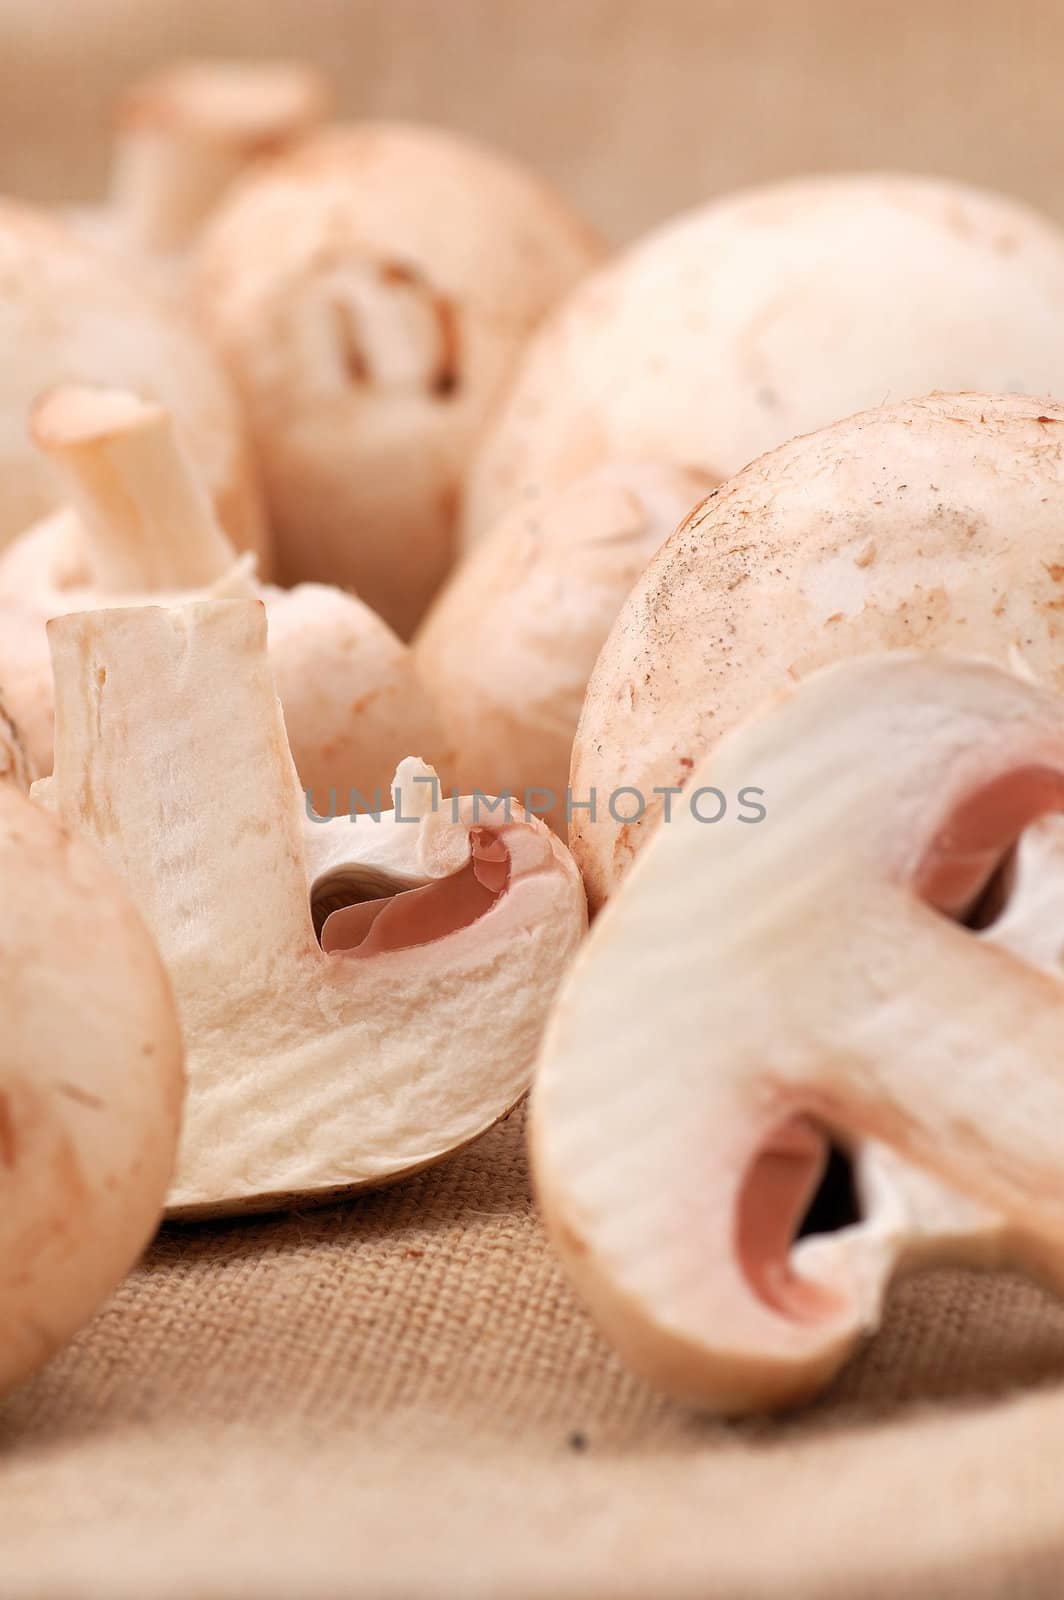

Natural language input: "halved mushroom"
[413,462,708,833]
[532,653,1064,1413]
[0,198,264,560]
[102,59,332,257]
[465,174,1064,542]
[572,393,1064,911]
[39,598,585,1217]
[0,384,447,804]
[193,123,605,634]
[0,753,184,1395]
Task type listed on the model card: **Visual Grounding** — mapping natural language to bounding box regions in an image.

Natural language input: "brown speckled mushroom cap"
[571,393,1064,912]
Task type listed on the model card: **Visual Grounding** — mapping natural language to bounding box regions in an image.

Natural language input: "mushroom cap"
[0,199,264,561]
[534,652,1064,1412]
[194,122,604,635]
[0,782,183,1394]
[414,462,708,832]
[263,581,450,812]
[572,392,1064,911]
[465,173,1064,541]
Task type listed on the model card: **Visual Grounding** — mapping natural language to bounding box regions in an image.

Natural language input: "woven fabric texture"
[3,1101,1064,1598]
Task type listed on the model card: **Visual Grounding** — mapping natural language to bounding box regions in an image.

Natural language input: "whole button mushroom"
[0,752,184,1395]
[532,653,1064,1414]
[193,123,605,635]
[0,385,447,807]
[413,462,708,834]
[465,174,1064,542]
[571,393,1064,912]
[40,599,586,1217]
[0,199,265,562]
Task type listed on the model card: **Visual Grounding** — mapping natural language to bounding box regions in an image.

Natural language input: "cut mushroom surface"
[0,384,447,801]
[533,654,1064,1413]
[465,173,1064,542]
[414,462,709,834]
[0,198,263,559]
[194,122,604,634]
[572,393,1064,911]
[0,774,184,1395]
[41,599,586,1217]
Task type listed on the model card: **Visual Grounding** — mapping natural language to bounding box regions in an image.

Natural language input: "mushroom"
[465,173,1064,542]
[0,688,30,791]
[532,652,1064,1413]
[39,598,586,1217]
[414,462,709,833]
[571,393,1064,911]
[100,59,332,258]
[193,123,605,635]
[0,384,447,805]
[0,742,184,1395]
[0,197,265,562]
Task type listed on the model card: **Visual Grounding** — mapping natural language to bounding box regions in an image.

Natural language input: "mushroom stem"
[31,385,238,593]
[47,601,314,990]
[109,60,331,253]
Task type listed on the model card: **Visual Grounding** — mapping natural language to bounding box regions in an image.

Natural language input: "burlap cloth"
[1,1097,1063,1599]
[6,0,1064,244]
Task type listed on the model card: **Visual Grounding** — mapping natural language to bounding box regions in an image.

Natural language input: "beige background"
[0,0,1062,240]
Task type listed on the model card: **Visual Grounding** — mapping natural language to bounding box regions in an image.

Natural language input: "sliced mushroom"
[0,384,447,804]
[572,393,1064,911]
[466,173,1064,542]
[193,123,604,635]
[0,756,183,1395]
[532,653,1064,1414]
[0,198,264,561]
[40,599,586,1217]
[414,462,708,833]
